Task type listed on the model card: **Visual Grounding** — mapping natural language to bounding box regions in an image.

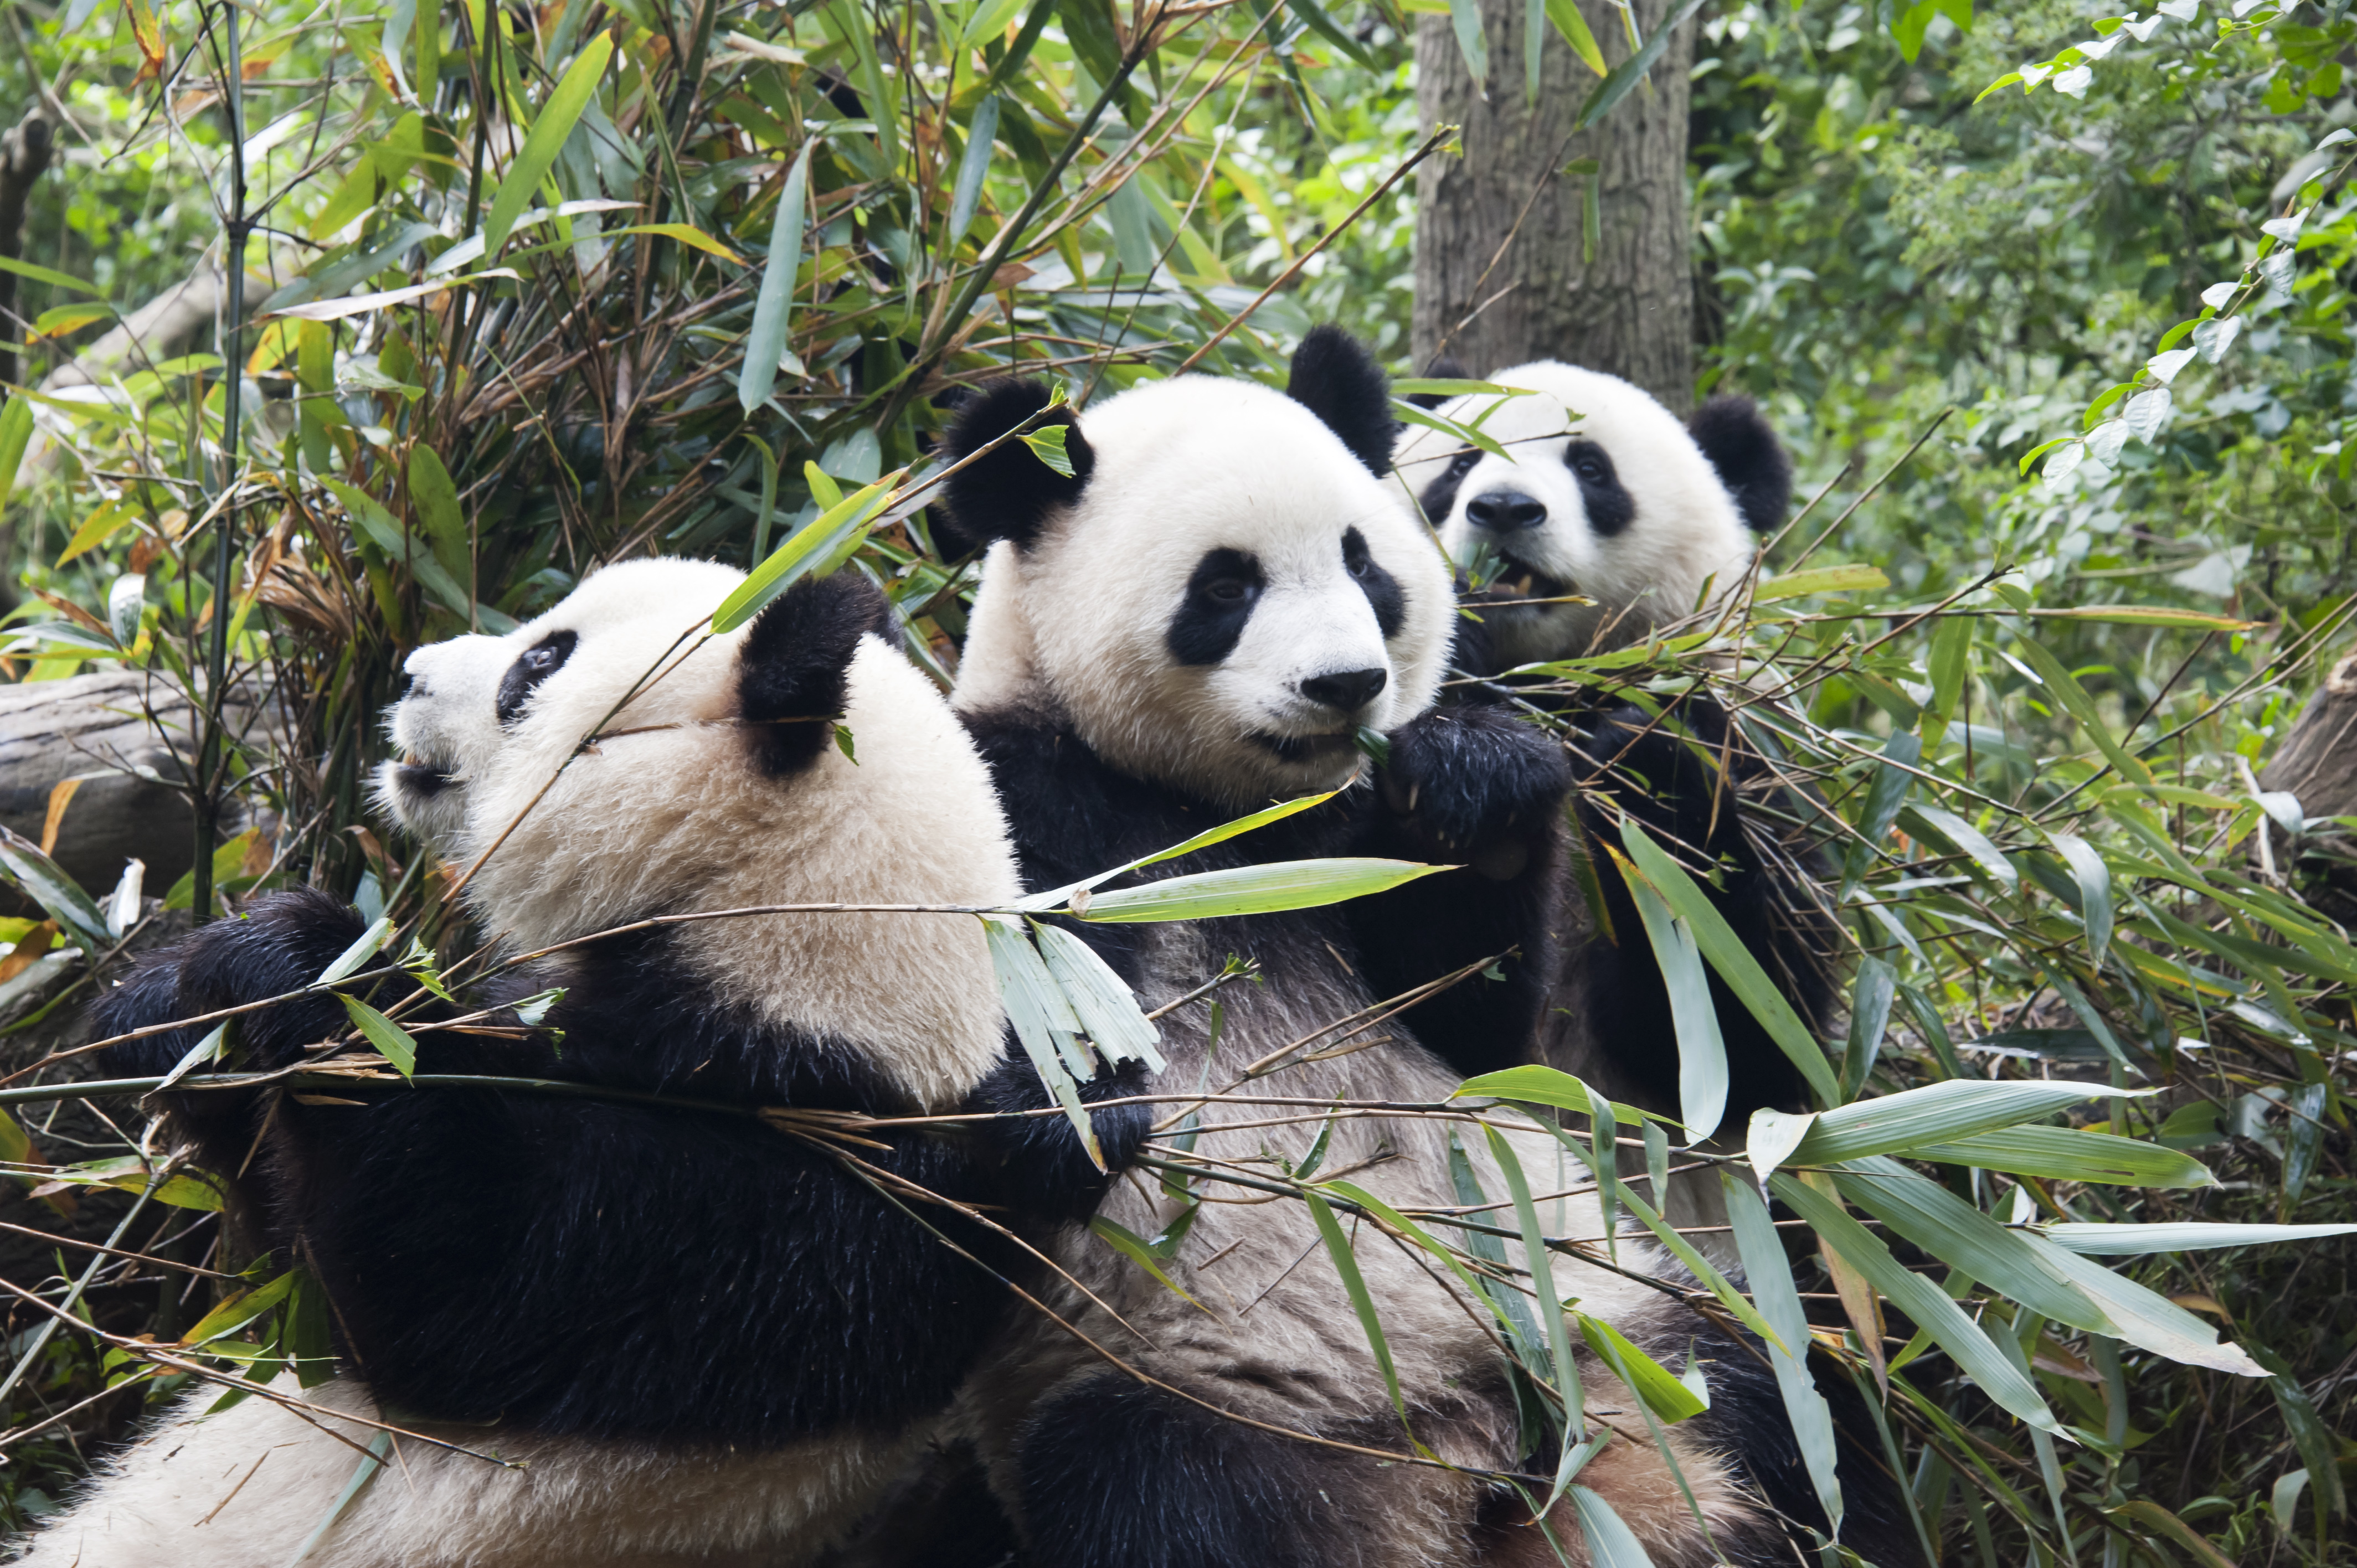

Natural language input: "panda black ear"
[1689,395,1792,534]
[738,572,893,775]
[1285,326,1394,477]
[938,377,1094,553]
[1406,352,1471,411]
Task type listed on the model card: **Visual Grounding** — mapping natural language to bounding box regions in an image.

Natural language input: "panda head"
[1392,361,1791,666]
[376,556,1021,1103]
[940,328,1453,808]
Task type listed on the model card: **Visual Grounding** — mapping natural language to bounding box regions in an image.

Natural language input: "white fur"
[1391,362,1757,665]
[956,375,1454,807]
[28,559,1020,1567]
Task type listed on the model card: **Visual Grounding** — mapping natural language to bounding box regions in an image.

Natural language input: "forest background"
[0,0,2350,1562]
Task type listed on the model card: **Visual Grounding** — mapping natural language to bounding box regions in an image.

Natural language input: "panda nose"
[1465,490,1548,532]
[1300,667,1388,714]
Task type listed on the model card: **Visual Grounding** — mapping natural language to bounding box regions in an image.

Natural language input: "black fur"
[1569,699,1836,1125]
[1016,1378,1352,1568]
[940,378,1095,553]
[1688,395,1792,535]
[1284,326,1394,478]
[1417,450,1479,527]
[1341,526,1404,638]
[496,630,578,725]
[971,1054,1153,1220]
[1165,548,1265,667]
[1562,437,1636,538]
[739,571,894,774]
[1405,352,1470,410]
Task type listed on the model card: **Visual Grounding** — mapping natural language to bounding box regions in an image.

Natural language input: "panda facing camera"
[1394,359,1792,666]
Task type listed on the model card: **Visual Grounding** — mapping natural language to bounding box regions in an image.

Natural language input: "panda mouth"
[1250,731,1358,764]
[1488,563,1577,605]
[395,752,457,798]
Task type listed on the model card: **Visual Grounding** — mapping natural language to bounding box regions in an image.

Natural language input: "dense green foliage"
[0,0,2349,1564]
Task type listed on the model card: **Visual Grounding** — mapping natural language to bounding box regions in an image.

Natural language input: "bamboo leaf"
[1756,563,1892,602]
[1612,827,1839,1105]
[1306,1191,1413,1432]
[1452,1065,1666,1126]
[739,141,812,414]
[1788,1077,2149,1165]
[2042,1221,2357,1253]
[1073,858,1447,923]
[1915,1126,2217,1188]
[315,916,395,986]
[1014,791,1342,912]
[0,397,35,502]
[2050,831,2113,964]
[2008,633,2156,789]
[948,96,1000,246]
[1570,1484,1659,1568]
[1622,868,1726,1142]
[1831,1157,2105,1331]
[0,827,110,950]
[1576,1311,1707,1422]
[0,255,102,297]
[1486,1125,1584,1444]
[482,34,614,261]
[1544,0,1608,75]
[1029,919,1165,1070]
[1089,1215,1210,1309]
[982,916,1104,1168]
[1902,803,2019,892]
[1570,0,1709,131]
[1723,1172,1845,1533]
[337,994,418,1079]
[406,444,469,585]
[711,474,900,632]
[1445,0,1489,91]
[1772,1172,2065,1432]
[2021,1232,2266,1375]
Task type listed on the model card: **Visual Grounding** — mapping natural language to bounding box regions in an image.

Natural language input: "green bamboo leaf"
[406,445,469,584]
[2251,1343,2349,1523]
[1329,1178,1542,1350]
[338,994,418,1079]
[982,917,1103,1168]
[711,474,900,633]
[1841,955,1896,1101]
[1755,563,1891,602]
[1570,1484,1659,1568]
[2007,632,2156,789]
[314,916,395,986]
[1088,1215,1210,1309]
[946,95,1000,245]
[1915,1126,2217,1187]
[1073,858,1446,924]
[1013,791,1342,912]
[1523,0,1543,103]
[1029,919,1165,1070]
[2020,1231,2266,1375]
[1445,0,1489,90]
[1922,613,1972,741]
[1485,1126,1585,1453]
[1570,0,1708,132]
[739,141,812,414]
[1902,804,2018,893]
[1544,0,1607,74]
[1722,1172,1845,1534]
[1830,1158,2104,1330]
[2041,1221,2357,1254]
[1306,1192,1413,1433]
[0,398,35,502]
[1576,1311,1706,1422]
[2112,1500,2239,1568]
[0,828,110,950]
[1612,826,1840,1105]
[1621,869,1726,1142]
[1788,1077,2148,1166]
[2050,831,2113,964]
[1771,1172,2063,1432]
[288,1429,391,1564]
[1393,398,1516,463]
[1284,0,1376,68]
[2031,606,2257,630]
[179,1269,297,1347]
[1450,1065,1664,1126]
[0,255,101,297]
[961,0,1030,45]
[482,34,614,261]
[154,1022,230,1095]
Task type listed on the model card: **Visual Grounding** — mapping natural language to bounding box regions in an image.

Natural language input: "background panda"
[1394,360,1838,1139]
[22,559,1138,1568]
[927,332,1900,1568]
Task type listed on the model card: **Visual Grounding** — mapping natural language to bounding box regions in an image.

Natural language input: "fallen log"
[2259,650,2357,925]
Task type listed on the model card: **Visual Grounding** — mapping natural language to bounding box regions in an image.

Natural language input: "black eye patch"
[1563,439,1635,538]
[1166,548,1265,667]
[1417,448,1481,525]
[496,630,579,725]
[1341,527,1404,639]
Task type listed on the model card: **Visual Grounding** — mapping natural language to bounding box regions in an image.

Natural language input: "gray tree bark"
[1413,0,1696,410]
[2260,651,2357,925]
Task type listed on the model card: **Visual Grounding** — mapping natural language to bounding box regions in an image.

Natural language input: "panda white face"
[950,373,1453,808]
[378,558,745,857]
[1391,361,1785,668]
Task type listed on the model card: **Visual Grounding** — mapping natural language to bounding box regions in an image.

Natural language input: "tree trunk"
[2260,651,2357,926]
[0,109,54,391]
[1413,0,1695,409]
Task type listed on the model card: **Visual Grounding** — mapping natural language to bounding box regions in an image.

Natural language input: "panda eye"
[1206,577,1252,604]
[1346,555,1371,580]
[1447,451,1478,478]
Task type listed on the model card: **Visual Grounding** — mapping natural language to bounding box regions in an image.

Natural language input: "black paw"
[972,1052,1152,1219]
[1377,705,1571,879]
[95,888,372,1083]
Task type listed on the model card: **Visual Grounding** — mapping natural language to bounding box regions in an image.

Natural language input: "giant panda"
[925,332,1911,1568]
[20,558,1140,1568]
[1393,360,1838,1140]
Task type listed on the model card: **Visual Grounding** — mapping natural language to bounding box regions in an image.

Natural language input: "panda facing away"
[926,332,1901,1568]
[20,559,1140,1568]
[1392,360,1839,1141]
